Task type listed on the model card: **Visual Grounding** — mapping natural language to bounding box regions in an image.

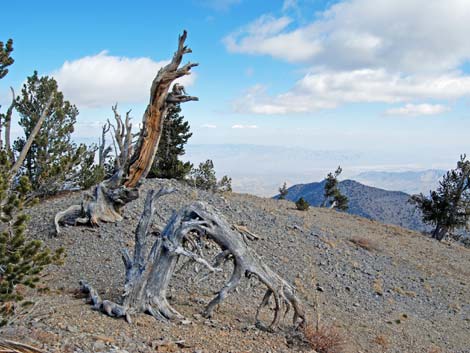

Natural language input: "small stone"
[93,340,106,351]
[66,325,78,333]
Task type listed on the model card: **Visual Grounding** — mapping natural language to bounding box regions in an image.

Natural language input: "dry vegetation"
[302,324,345,353]
[348,236,379,251]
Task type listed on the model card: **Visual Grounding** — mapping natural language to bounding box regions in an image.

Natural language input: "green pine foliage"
[148,104,193,180]
[188,159,232,192]
[77,146,106,190]
[296,197,310,211]
[0,39,14,80]
[217,175,233,192]
[0,151,64,325]
[322,166,349,211]
[189,159,217,191]
[13,71,97,197]
[410,155,470,241]
[278,182,288,199]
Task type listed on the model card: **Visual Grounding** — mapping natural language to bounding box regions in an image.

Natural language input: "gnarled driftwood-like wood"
[80,189,307,331]
[54,31,198,234]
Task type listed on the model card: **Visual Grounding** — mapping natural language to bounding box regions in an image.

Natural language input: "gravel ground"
[1,178,469,353]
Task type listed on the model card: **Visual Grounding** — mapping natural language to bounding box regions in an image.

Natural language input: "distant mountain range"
[183,144,449,197]
[354,170,445,194]
[278,179,429,232]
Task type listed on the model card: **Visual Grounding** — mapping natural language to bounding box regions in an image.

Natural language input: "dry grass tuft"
[373,277,384,296]
[372,334,389,350]
[427,347,442,353]
[349,237,378,251]
[302,324,345,353]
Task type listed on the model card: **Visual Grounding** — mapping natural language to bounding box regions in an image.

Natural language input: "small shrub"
[372,334,389,350]
[302,324,345,353]
[296,197,309,211]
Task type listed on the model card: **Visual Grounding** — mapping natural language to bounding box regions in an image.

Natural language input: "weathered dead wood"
[0,87,15,152]
[54,31,198,234]
[125,31,198,188]
[109,104,134,170]
[80,189,306,331]
[98,121,111,168]
[0,339,45,353]
[8,94,54,185]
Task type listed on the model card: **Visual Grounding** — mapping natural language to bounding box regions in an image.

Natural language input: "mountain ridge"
[278,179,428,232]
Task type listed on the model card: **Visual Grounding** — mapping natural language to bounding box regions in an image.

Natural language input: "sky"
[2,0,470,195]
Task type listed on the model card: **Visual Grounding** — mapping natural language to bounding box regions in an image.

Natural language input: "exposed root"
[80,188,306,332]
[54,205,82,234]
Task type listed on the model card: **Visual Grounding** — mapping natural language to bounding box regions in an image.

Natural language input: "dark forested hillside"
[278,179,428,231]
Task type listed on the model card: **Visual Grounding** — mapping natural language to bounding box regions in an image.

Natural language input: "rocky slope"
[1,179,469,353]
[280,179,429,232]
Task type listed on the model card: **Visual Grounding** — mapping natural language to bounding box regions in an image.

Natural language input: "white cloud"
[224,15,322,62]
[201,124,217,128]
[227,1,470,115]
[234,70,470,114]
[224,0,470,73]
[52,51,195,108]
[232,124,258,129]
[384,103,449,117]
[282,0,299,13]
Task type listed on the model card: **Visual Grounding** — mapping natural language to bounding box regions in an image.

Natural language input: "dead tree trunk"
[54,31,198,234]
[80,189,306,331]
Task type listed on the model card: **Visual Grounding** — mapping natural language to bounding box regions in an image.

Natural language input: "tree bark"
[54,31,198,234]
[125,31,198,188]
[80,189,307,331]
[432,224,448,241]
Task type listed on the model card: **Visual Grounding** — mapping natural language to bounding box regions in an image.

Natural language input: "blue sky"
[2,0,470,194]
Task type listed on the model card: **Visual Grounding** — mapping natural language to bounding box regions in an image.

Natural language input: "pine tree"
[0,39,14,80]
[13,71,96,197]
[148,104,193,180]
[0,54,64,324]
[410,155,470,241]
[321,166,348,210]
[217,175,232,192]
[188,159,232,192]
[0,150,65,325]
[0,39,15,157]
[278,182,288,199]
[189,159,217,191]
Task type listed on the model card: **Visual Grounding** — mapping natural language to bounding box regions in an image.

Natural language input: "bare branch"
[9,94,54,184]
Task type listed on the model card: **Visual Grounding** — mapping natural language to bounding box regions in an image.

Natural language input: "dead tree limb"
[80,189,306,331]
[54,31,198,234]
[125,31,198,188]
[0,87,16,154]
[98,121,111,168]
[8,94,53,185]
[109,104,133,170]
[0,339,45,353]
